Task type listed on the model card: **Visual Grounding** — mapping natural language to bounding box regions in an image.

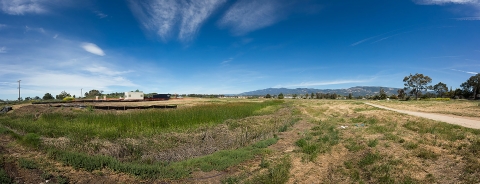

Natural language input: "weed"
[56,175,69,184]
[41,172,53,180]
[358,152,381,167]
[0,169,12,184]
[278,125,288,132]
[259,157,269,168]
[403,142,418,150]
[416,148,438,160]
[21,133,41,148]
[344,138,365,152]
[250,155,292,184]
[222,176,242,184]
[18,158,37,169]
[367,139,378,147]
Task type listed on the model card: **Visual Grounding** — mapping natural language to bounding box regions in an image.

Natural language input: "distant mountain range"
[238,86,403,97]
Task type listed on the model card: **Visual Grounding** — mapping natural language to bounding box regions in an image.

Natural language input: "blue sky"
[0,0,479,100]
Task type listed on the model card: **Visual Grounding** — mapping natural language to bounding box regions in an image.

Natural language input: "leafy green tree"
[56,91,71,100]
[390,94,398,99]
[311,93,315,99]
[397,89,405,100]
[403,73,432,100]
[292,94,297,99]
[278,93,284,99]
[433,82,448,98]
[379,88,387,100]
[460,74,480,99]
[85,89,102,98]
[34,96,40,100]
[24,97,32,101]
[42,93,54,100]
[348,93,352,99]
[265,94,271,98]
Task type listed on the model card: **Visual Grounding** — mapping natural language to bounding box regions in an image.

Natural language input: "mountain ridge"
[238,86,403,97]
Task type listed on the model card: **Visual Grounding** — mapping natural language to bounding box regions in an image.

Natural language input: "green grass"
[0,100,284,140]
[47,137,278,179]
[296,119,341,161]
[247,155,292,184]
[367,139,379,147]
[18,158,38,169]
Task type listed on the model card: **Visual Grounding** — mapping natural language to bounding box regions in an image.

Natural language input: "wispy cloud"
[128,0,225,42]
[83,65,133,76]
[0,0,47,15]
[81,42,105,56]
[413,0,479,5]
[0,46,6,53]
[178,1,225,42]
[430,55,462,58]
[221,58,233,64]
[454,16,480,20]
[451,69,478,74]
[94,11,108,19]
[0,24,6,29]
[25,25,45,33]
[351,36,377,46]
[275,79,370,88]
[413,0,480,17]
[53,34,58,39]
[219,0,286,35]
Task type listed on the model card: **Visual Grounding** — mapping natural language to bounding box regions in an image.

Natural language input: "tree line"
[263,73,480,100]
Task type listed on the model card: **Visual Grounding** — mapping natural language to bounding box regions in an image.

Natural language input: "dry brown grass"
[371,100,480,118]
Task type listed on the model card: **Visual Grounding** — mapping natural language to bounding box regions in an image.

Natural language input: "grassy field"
[1,98,480,183]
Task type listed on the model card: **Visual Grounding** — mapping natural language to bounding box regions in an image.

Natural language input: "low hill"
[239,86,402,97]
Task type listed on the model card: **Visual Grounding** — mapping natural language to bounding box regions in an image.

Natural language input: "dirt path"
[366,102,480,129]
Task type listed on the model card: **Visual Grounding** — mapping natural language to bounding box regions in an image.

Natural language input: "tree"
[348,93,353,99]
[34,96,40,100]
[278,93,284,99]
[56,91,71,100]
[433,82,448,98]
[311,93,315,99]
[403,73,432,100]
[292,94,297,99]
[24,97,32,101]
[379,88,387,100]
[460,74,480,99]
[397,89,405,100]
[85,89,102,98]
[42,93,54,100]
[265,94,271,98]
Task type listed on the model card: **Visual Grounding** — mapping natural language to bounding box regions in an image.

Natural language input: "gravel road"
[365,102,480,129]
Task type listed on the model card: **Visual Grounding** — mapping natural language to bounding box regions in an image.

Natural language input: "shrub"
[63,97,75,101]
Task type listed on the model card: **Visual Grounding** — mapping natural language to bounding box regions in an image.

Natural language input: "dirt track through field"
[366,102,480,129]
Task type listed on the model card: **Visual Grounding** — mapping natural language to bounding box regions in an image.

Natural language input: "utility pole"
[81,88,83,98]
[17,80,21,101]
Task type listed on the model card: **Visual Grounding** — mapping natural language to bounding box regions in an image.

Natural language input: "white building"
[124,91,144,100]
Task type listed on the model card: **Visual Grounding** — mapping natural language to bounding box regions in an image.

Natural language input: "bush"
[63,97,75,101]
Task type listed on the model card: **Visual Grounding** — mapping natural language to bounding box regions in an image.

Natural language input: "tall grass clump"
[1,101,284,140]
